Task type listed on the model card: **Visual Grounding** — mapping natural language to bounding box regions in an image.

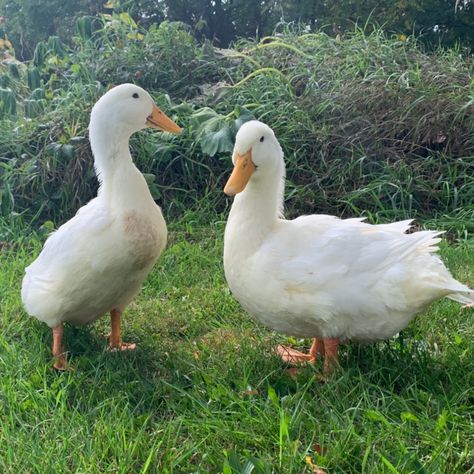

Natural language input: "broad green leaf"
[233,108,255,133]
[199,125,233,157]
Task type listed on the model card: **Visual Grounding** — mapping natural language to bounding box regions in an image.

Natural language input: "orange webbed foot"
[108,341,137,352]
[53,353,75,371]
[107,309,136,351]
[275,344,315,364]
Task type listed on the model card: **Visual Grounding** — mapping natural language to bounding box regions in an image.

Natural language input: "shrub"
[0,21,473,237]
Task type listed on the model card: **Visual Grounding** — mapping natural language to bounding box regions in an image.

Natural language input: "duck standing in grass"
[223,120,474,375]
[22,84,182,370]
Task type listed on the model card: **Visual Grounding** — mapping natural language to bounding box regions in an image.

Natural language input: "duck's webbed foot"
[107,309,137,351]
[276,338,340,376]
[276,338,324,364]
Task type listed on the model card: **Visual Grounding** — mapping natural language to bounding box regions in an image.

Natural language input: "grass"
[1,18,473,472]
[1,213,473,473]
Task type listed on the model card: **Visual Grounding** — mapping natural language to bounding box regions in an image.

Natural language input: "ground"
[1,216,473,473]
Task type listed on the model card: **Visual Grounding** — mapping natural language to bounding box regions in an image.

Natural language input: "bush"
[1,19,473,237]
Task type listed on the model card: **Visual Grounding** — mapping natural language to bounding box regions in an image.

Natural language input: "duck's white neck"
[89,122,134,182]
[89,120,153,210]
[226,162,285,250]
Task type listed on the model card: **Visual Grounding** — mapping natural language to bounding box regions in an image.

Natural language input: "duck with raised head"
[223,120,473,375]
[22,83,182,370]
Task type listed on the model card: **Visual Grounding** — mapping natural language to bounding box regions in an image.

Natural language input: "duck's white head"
[224,120,283,196]
[89,83,182,137]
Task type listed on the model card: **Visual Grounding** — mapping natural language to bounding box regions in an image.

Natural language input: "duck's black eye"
[132,93,139,99]
[260,136,265,142]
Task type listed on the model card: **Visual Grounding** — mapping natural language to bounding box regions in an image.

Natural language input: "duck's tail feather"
[447,290,474,305]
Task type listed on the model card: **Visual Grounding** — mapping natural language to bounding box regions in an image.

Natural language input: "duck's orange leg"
[276,338,324,364]
[322,338,340,375]
[52,323,72,371]
[108,309,136,351]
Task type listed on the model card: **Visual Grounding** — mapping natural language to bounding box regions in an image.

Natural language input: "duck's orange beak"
[146,103,182,134]
[224,150,256,196]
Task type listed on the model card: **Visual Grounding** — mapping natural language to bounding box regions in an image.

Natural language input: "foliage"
[0,18,473,237]
[0,15,225,223]
[113,0,474,51]
[1,0,473,60]
[0,0,105,60]
[214,28,474,228]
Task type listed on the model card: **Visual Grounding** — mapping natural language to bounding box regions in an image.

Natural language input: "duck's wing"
[258,214,471,311]
[22,198,115,295]
[34,197,114,268]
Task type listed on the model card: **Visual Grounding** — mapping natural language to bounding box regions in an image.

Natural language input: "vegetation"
[0,15,473,237]
[1,0,473,59]
[1,216,473,473]
[1,7,473,473]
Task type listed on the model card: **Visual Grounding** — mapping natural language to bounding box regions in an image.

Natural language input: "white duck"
[223,120,474,374]
[22,83,182,370]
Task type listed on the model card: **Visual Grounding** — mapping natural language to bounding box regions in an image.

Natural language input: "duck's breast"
[121,208,167,271]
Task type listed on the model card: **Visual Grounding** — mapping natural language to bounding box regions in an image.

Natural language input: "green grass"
[1,214,473,473]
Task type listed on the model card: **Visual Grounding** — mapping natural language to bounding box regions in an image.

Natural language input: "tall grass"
[0,18,473,236]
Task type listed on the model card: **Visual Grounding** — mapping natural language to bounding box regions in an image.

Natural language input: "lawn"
[1,213,473,473]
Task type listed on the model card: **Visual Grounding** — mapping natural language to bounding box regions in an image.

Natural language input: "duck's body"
[21,84,182,369]
[223,121,473,372]
[22,174,166,329]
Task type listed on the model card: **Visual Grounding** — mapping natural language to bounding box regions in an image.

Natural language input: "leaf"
[267,385,279,406]
[436,409,448,432]
[47,55,59,65]
[143,173,156,185]
[199,125,233,157]
[227,450,243,472]
[127,32,144,41]
[39,220,55,234]
[189,107,221,130]
[32,42,47,66]
[380,455,400,473]
[400,411,419,423]
[140,446,154,474]
[190,107,234,156]
[365,409,391,426]
[171,102,193,115]
[60,145,75,161]
[242,460,256,474]
[31,87,45,100]
[232,107,255,132]
[119,12,138,28]
[76,16,93,40]
[27,68,41,90]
